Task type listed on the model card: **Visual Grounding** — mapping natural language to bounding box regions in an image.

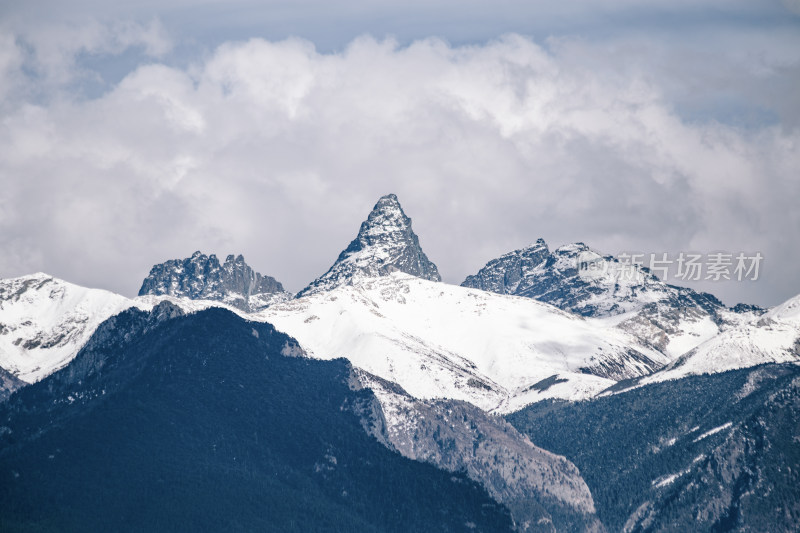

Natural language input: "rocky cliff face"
[138,252,291,312]
[298,194,441,297]
[351,370,604,532]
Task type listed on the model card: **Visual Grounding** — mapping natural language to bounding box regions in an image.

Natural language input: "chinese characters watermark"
[577,251,763,282]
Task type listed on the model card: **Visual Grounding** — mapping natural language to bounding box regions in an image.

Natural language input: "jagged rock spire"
[298,194,441,297]
[138,252,290,312]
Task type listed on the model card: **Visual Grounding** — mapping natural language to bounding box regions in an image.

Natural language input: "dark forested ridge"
[506,364,800,532]
[0,306,513,533]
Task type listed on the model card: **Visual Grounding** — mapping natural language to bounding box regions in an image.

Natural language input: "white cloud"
[0,18,171,98]
[0,26,798,308]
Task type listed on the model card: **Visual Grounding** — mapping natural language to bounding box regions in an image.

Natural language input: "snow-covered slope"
[764,293,800,324]
[0,274,133,383]
[298,194,441,297]
[642,324,799,385]
[258,273,668,412]
[635,293,800,386]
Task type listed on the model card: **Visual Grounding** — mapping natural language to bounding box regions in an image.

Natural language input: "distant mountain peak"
[298,194,441,297]
[462,239,708,317]
[347,193,414,250]
[138,252,291,312]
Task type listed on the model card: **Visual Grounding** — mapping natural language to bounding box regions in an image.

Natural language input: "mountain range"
[1,193,798,532]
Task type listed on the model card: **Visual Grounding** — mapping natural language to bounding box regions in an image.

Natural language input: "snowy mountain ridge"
[589,293,800,393]
[633,301,800,387]
[0,273,259,388]
[5,267,794,415]
[0,273,133,384]
[462,240,763,360]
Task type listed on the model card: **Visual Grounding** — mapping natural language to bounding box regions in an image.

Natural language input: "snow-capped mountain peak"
[297,194,441,297]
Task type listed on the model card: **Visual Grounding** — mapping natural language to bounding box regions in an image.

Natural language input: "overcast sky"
[1,0,798,306]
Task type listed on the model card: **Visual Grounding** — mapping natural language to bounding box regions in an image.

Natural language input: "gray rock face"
[462,239,551,298]
[298,194,440,297]
[462,240,764,358]
[0,367,24,402]
[138,252,291,312]
[351,370,604,533]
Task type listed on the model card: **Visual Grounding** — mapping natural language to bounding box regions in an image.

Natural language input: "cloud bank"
[0,20,798,307]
